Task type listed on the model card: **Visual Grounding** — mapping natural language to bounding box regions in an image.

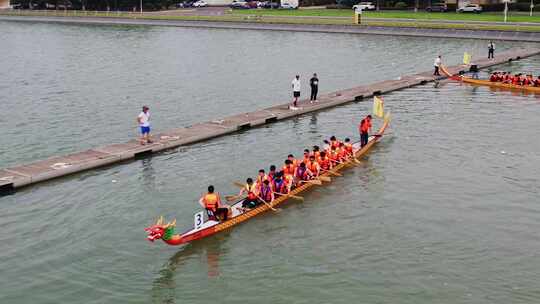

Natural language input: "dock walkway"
[2,47,539,193]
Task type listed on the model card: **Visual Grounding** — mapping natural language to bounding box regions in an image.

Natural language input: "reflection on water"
[151,237,227,303]
[141,157,156,189]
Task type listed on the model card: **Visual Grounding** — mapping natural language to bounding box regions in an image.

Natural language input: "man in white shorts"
[137,106,152,145]
[291,75,301,109]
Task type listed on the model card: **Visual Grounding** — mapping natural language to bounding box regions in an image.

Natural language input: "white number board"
[194,211,204,230]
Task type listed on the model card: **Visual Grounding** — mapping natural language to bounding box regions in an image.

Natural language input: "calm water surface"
[0,21,539,304]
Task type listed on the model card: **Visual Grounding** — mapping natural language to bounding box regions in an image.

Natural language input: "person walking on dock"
[291,75,301,110]
[137,105,152,145]
[433,55,442,76]
[310,73,319,103]
[488,41,495,59]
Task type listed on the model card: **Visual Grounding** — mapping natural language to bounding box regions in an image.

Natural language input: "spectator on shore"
[291,75,301,110]
[137,105,152,145]
[488,41,495,59]
[310,73,319,103]
[433,55,442,76]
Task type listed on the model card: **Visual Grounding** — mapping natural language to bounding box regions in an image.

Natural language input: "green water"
[1,20,539,304]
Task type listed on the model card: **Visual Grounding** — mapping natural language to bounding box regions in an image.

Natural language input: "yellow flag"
[463,52,471,65]
[373,96,384,118]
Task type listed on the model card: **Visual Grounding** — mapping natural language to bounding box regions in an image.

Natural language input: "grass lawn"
[231,9,540,23]
[2,9,540,31]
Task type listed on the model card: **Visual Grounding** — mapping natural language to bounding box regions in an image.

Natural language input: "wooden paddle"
[233,181,245,188]
[331,159,356,167]
[225,194,244,202]
[300,179,322,186]
[274,192,304,201]
[321,169,342,177]
[255,193,278,212]
[318,176,331,182]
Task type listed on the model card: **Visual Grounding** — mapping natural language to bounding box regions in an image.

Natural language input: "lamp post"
[531,0,535,17]
[140,0,143,14]
[503,0,508,23]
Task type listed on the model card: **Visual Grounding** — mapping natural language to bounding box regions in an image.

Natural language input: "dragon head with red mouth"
[145,217,177,243]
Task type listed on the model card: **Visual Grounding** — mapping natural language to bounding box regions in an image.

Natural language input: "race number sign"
[194,211,204,230]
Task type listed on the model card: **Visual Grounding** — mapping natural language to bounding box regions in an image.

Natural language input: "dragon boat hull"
[440,67,540,93]
[460,77,540,93]
[147,118,390,246]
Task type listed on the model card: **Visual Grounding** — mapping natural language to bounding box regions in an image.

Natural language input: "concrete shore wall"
[1,47,539,194]
[1,15,540,42]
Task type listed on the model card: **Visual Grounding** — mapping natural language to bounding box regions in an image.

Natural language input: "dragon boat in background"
[440,66,540,93]
[145,117,390,246]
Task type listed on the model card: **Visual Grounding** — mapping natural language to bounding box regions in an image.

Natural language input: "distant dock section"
[1,47,539,194]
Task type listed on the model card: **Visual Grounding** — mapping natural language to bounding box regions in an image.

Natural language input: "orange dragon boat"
[440,66,540,93]
[145,117,390,246]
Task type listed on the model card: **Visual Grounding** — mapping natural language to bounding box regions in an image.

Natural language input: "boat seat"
[206,209,218,221]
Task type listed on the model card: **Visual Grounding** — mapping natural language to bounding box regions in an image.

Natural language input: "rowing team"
[199,136,356,222]
[489,72,540,87]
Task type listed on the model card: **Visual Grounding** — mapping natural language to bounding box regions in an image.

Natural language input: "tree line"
[12,0,177,10]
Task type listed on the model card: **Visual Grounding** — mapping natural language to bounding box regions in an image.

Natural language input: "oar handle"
[255,193,277,211]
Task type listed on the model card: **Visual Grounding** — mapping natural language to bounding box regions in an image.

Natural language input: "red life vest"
[282,164,295,176]
[273,179,286,194]
[360,118,371,133]
[345,143,353,155]
[204,193,219,212]
[296,166,308,180]
[319,157,331,170]
[306,161,319,174]
[260,184,272,202]
[245,184,257,200]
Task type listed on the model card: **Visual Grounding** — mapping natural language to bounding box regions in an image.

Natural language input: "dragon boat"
[440,66,540,93]
[145,117,390,246]
[458,77,540,93]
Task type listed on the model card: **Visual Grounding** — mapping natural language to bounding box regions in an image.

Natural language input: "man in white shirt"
[291,75,301,109]
[137,106,152,145]
[433,55,442,76]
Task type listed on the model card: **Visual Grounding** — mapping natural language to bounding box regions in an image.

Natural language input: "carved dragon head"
[144,216,176,242]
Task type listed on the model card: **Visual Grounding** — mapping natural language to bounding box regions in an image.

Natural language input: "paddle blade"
[225,195,241,202]
[310,179,323,185]
[233,181,245,188]
[318,176,331,182]
[291,195,304,201]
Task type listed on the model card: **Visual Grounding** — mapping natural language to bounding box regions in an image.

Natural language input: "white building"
[0,0,10,8]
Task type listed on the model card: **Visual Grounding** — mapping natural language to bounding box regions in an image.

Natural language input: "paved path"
[1,47,539,194]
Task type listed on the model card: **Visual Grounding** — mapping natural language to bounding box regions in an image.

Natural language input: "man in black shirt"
[310,73,319,103]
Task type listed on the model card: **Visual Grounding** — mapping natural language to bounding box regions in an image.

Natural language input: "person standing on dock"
[433,55,442,76]
[137,106,152,145]
[291,75,301,110]
[359,115,372,148]
[488,41,495,59]
[310,73,319,103]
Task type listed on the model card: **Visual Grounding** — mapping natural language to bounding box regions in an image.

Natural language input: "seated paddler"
[199,185,230,221]
[238,178,260,209]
